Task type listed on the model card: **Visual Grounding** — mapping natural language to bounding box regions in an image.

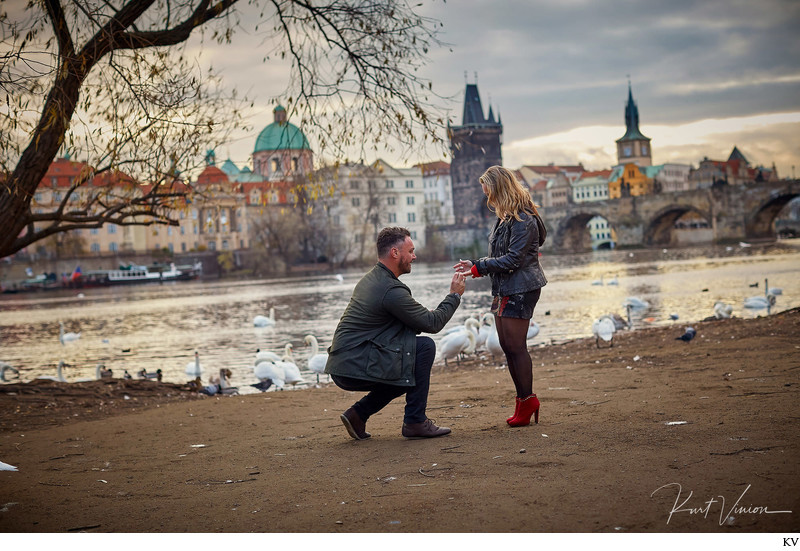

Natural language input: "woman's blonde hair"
[479,165,539,221]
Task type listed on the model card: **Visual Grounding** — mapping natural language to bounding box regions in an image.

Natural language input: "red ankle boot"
[506,397,521,425]
[508,394,540,427]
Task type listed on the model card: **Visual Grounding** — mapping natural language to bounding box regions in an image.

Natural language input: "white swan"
[304,334,330,383]
[622,297,649,310]
[482,314,504,359]
[606,275,619,286]
[253,308,276,327]
[334,274,344,283]
[37,360,68,382]
[713,301,733,319]
[592,317,616,348]
[279,355,305,388]
[59,321,81,345]
[254,343,292,366]
[0,461,18,472]
[591,275,604,286]
[526,321,540,340]
[185,351,202,377]
[743,294,775,309]
[253,360,285,390]
[0,362,20,382]
[439,324,476,366]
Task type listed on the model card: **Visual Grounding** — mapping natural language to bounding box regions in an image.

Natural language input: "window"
[350,181,360,190]
[167,227,173,236]
[208,241,217,251]
[407,196,415,205]
[352,197,360,207]
[388,213,397,223]
[642,145,648,155]
[222,240,229,250]
[405,180,413,188]
[386,180,394,188]
[180,226,185,235]
[107,224,117,234]
[90,228,99,235]
[34,192,42,203]
[168,243,174,253]
[271,158,280,172]
[387,197,396,205]
[411,231,417,240]
[192,209,198,219]
[109,242,118,252]
[53,191,62,202]
[407,213,416,222]
[291,157,298,171]
[181,242,187,252]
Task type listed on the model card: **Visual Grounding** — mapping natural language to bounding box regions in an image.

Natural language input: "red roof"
[196,165,230,186]
[417,161,450,176]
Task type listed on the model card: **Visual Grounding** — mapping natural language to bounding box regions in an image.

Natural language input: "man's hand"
[450,272,467,296]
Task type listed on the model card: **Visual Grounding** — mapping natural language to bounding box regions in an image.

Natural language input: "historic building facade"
[616,83,652,167]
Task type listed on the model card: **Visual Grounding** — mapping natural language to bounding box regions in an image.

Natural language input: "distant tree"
[0,0,447,259]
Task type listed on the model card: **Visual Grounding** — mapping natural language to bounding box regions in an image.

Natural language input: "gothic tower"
[616,82,652,167]
[449,82,503,226]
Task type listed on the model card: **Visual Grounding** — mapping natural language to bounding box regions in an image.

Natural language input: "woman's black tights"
[495,316,533,398]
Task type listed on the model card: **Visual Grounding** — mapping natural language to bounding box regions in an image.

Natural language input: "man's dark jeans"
[331,336,435,424]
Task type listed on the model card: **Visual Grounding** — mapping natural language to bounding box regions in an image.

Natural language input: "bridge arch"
[643,204,711,246]
[746,190,800,239]
[553,207,616,252]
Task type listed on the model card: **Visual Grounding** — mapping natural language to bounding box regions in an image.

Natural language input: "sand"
[0,308,798,533]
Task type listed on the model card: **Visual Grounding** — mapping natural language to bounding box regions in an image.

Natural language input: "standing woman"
[454,166,547,426]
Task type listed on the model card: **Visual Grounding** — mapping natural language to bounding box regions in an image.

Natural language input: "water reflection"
[1,241,799,390]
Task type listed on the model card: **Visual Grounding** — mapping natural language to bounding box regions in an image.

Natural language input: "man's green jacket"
[324,262,460,387]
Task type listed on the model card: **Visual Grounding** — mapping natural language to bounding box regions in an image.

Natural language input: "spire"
[487,104,495,123]
[462,83,486,125]
[616,81,650,142]
[728,145,748,164]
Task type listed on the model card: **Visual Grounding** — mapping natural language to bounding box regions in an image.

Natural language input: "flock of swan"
[438,313,540,366]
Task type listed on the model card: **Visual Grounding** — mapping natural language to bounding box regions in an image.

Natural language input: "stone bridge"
[541,180,800,252]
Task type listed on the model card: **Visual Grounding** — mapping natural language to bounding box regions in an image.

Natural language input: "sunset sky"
[204,0,799,178]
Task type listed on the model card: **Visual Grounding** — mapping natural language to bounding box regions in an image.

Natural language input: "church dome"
[254,106,311,153]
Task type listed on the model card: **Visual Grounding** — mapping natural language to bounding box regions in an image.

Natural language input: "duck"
[185,350,202,377]
[74,363,113,382]
[36,360,69,382]
[253,360,285,390]
[208,368,238,395]
[592,317,616,348]
[123,370,132,380]
[138,368,163,382]
[304,334,329,383]
[58,321,81,345]
[253,308,276,327]
[0,361,20,382]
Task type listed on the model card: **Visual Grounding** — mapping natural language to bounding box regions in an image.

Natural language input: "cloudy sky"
[207,0,800,178]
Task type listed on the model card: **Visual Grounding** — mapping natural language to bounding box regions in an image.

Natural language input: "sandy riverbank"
[0,308,798,533]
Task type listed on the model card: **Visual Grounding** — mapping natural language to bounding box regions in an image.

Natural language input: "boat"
[77,262,201,287]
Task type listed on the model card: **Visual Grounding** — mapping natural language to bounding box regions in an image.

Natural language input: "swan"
[622,297,649,310]
[743,294,775,309]
[606,275,619,286]
[37,360,68,382]
[526,321,540,340]
[334,274,344,283]
[59,321,81,345]
[439,325,476,366]
[591,275,604,286]
[253,360,285,390]
[255,343,292,366]
[253,308,276,327]
[279,356,305,388]
[481,315,504,359]
[304,334,330,383]
[185,351,202,377]
[713,301,733,319]
[0,362,20,382]
[0,461,18,472]
[592,317,616,348]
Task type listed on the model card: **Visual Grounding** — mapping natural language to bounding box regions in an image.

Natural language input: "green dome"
[254,106,311,153]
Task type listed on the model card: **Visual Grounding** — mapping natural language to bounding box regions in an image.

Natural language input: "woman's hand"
[453,259,473,274]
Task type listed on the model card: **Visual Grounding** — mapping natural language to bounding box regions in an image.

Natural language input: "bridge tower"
[616,82,652,167]
[448,80,503,226]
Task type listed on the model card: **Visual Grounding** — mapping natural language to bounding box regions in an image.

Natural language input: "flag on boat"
[70,266,82,281]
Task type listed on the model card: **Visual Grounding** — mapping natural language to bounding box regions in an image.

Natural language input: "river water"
[1,240,799,392]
